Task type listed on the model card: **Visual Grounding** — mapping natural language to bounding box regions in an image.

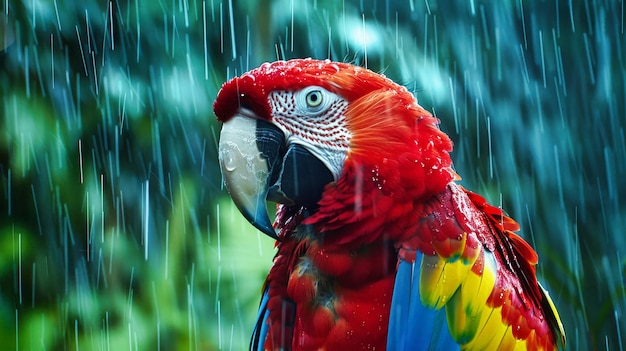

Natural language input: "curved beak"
[218,113,283,239]
[218,111,334,241]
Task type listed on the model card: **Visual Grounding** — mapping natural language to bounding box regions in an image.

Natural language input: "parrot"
[213,58,566,351]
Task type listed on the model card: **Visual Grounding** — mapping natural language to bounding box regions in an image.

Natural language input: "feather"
[396,183,564,350]
[251,287,271,351]
[387,255,460,350]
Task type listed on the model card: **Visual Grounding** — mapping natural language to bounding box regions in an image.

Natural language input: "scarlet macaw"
[214,59,566,350]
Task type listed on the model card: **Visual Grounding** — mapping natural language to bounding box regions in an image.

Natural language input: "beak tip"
[243,207,279,241]
[257,223,280,241]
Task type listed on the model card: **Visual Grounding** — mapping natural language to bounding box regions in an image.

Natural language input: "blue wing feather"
[387,253,460,350]
[250,287,270,351]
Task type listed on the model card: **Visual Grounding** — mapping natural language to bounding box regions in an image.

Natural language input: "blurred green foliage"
[0,0,624,350]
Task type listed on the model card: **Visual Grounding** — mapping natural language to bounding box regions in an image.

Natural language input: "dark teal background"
[1,1,623,349]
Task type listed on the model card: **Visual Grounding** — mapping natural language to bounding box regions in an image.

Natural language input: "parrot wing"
[389,183,565,350]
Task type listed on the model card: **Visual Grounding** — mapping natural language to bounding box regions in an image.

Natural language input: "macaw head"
[214,59,455,240]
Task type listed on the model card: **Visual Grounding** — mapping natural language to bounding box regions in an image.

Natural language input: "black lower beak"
[268,144,333,207]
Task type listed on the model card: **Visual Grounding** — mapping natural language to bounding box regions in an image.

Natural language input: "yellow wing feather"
[446,250,498,344]
[419,232,479,309]
[419,243,560,350]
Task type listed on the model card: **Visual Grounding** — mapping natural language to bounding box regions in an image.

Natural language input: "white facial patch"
[269,86,351,180]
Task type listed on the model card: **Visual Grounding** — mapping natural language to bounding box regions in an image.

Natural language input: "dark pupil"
[310,93,318,102]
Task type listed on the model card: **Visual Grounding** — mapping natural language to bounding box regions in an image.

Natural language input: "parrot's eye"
[297,86,334,114]
[305,90,323,107]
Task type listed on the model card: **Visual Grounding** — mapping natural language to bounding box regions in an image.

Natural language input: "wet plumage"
[214,59,565,351]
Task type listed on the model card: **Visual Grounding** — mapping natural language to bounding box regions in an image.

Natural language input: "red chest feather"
[263,210,397,351]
